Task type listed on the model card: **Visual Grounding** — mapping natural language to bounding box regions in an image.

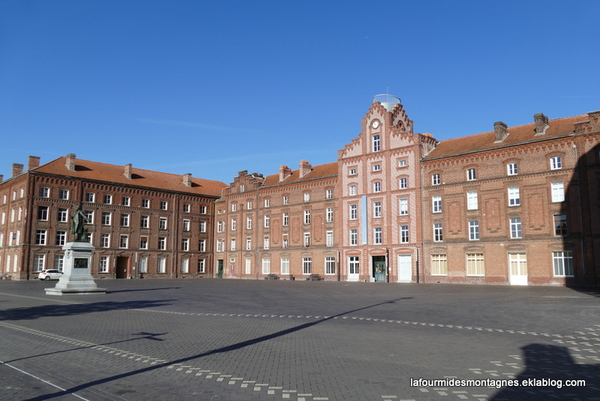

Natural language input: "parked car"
[38,269,63,281]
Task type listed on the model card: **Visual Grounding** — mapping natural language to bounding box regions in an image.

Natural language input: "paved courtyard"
[0,278,598,401]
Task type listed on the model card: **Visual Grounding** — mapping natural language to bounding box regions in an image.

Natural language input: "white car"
[38,269,63,281]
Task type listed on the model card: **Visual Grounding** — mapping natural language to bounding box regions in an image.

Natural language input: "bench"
[307,274,324,281]
[264,274,280,280]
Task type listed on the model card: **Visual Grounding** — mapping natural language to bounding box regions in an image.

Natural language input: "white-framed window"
[264,198,270,207]
[507,162,518,176]
[304,210,311,225]
[85,192,95,202]
[264,215,270,228]
[180,258,189,273]
[104,194,112,204]
[231,218,237,231]
[550,155,562,170]
[400,225,409,243]
[38,206,48,221]
[229,238,235,251]
[36,230,47,245]
[245,237,252,250]
[432,196,442,213]
[183,204,190,213]
[101,234,110,248]
[140,235,148,249]
[120,213,130,227]
[326,207,333,222]
[432,173,441,186]
[304,192,310,202]
[350,229,358,245]
[551,182,565,202]
[466,253,484,276]
[433,223,443,242]
[326,230,333,247]
[373,164,381,172]
[182,238,190,251]
[349,256,360,275]
[157,257,166,274]
[58,208,68,222]
[159,217,168,230]
[216,239,224,252]
[349,168,357,176]
[373,201,382,217]
[54,255,64,272]
[554,214,567,236]
[282,213,289,226]
[59,189,69,200]
[263,236,269,249]
[467,191,478,210]
[239,184,245,193]
[349,185,357,196]
[198,259,206,273]
[304,232,311,247]
[372,134,381,152]
[510,217,522,239]
[56,231,66,246]
[431,254,447,275]
[469,220,479,240]
[373,181,381,192]
[508,187,520,206]
[102,212,111,225]
[139,257,148,273]
[244,258,251,274]
[158,237,166,250]
[160,201,168,210]
[200,205,207,214]
[200,221,206,232]
[199,239,206,252]
[552,251,573,277]
[467,168,477,181]
[398,159,407,167]
[399,198,408,215]
[302,257,312,275]
[247,200,253,209]
[40,187,50,198]
[231,203,237,212]
[326,189,333,199]
[282,196,288,205]
[374,227,382,244]
[84,211,94,224]
[261,258,270,274]
[217,221,224,233]
[325,257,335,275]
[122,196,130,206]
[99,256,109,273]
[350,204,357,220]
[119,235,128,249]
[399,177,407,189]
[142,199,150,208]
[246,217,252,230]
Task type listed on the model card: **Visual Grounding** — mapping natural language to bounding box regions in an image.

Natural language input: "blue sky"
[2,1,599,184]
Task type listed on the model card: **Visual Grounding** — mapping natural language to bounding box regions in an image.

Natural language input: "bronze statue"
[71,205,89,242]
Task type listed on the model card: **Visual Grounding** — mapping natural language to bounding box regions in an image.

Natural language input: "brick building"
[0,154,226,280]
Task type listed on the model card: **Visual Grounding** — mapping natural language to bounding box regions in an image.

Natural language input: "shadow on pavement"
[491,343,600,400]
[106,287,182,294]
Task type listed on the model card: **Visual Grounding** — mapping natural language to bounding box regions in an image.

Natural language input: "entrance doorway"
[398,255,412,282]
[348,256,360,281]
[372,256,386,282]
[116,257,129,279]
[217,259,224,278]
[509,253,528,285]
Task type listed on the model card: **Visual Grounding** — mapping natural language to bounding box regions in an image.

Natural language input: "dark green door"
[217,260,224,278]
[373,257,386,282]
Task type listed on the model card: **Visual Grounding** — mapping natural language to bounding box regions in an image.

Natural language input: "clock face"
[371,120,380,129]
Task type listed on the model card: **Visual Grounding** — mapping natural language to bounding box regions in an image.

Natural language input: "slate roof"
[34,155,227,197]
[261,162,338,188]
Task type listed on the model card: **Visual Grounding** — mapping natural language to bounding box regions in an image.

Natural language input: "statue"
[71,205,89,242]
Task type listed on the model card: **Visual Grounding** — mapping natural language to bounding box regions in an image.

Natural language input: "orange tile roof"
[424,114,589,160]
[262,162,338,187]
[34,156,227,197]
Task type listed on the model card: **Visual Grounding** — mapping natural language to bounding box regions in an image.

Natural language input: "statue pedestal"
[45,242,106,296]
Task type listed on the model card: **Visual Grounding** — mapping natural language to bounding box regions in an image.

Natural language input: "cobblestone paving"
[0,279,598,400]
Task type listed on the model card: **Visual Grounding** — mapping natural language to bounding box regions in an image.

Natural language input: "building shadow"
[491,343,600,400]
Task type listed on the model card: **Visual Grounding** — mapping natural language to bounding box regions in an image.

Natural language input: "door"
[348,256,360,281]
[373,256,386,282]
[116,257,129,279]
[509,253,528,285]
[217,259,224,278]
[398,255,412,282]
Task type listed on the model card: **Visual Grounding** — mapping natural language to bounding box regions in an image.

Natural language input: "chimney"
[279,165,292,182]
[299,160,312,178]
[12,163,24,178]
[183,173,192,187]
[534,113,549,135]
[65,153,76,172]
[0,175,3,182]
[28,156,40,171]
[494,121,508,142]
[124,163,132,179]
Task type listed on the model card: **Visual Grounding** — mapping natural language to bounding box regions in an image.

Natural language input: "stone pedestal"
[45,242,106,296]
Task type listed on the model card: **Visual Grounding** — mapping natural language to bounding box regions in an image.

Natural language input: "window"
[59,189,69,200]
[142,199,150,208]
[38,206,48,221]
[263,236,270,249]
[326,189,333,199]
[510,217,522,239]
[239,184,245,193]
[554,215,567,236]
[100,234,110,248]
[349,185,357,196]
[372,134,381,152]
[183,204,190,212]
[102,212,111,225]
[245,237,251,250]
[200,205,207,214]
[229,238,235,251]
[231,203,237,212]
[85,210,94,224]
[507,162,518,176]
[431,254,447,275]
[432,196,442,213]
[304,210,311,225]
[433,223,443,242]
[157,257,166,274]
[399,178,407,189]
[550,156,562,170]
[139,257,148,273]
[282,235,289,248]
[158,237,166,250]
[280,258,289,275]
[350,229,358,245]
[325,257,336,275]
[466,253,484,276]
[40,187,49,198]
[182,238,189,251]
[400,225,409,243]
[349,168,357,175]
[231,218,237,231]
[264,198,270,207]
[36,230,47,245]
[140,236,148,249]
[120,213,130,227]
[304,192,310,202]
[56,231,66,246]
[160,201,168,210]
[216,239,224,252]
[104,194,112,204]
[54,255,64,272]
[197,221,205,233]
[326,231,333,247]
[373,201,382,218]
[264,215,270,228]
[350,204,357,220]
[58,208,68,222]
[508,187,520,206]
[198,259,206,273]
[553,251,573,277]
[119,235,128,249]
[282,213,289,226]
[432,173,441,185]
[551,182,565,202]
[373,164,381,171]
[374,227,382,244]
[34,254,46,272]
[398,159,407,167]
[304,232,311,247]
[141,215,149,229]
[467,168,477,181]
[99,256,109,273]
[86,192,95,202]
[373,181,381,192]
[326,207,333,222]
[467,191,478,210]
[399,198,408,215]
[302,257,312,275]
[122,196,130,206]
[349,256,360,275]
[282,196,288,205]
[247,200,253,209]
[469,220,480,240]
[246,217,252,230]
[159,217,168,230]
[262,258,270,274]
[199,239,206,252]
[217,221,224,233]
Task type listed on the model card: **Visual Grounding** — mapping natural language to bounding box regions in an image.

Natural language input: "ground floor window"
[181,258,189,273]
[244,258,251,274]
[280,258,289,275]
[466,253,484,276]
[325,257,335,275]
[552,251,573,277]
[509,253,527,276]
[139,256,148,273]
[198,259,206,273]
[157,257,166,274]
[99,256,109,273]
[34,254,45,272]
[262,258,270,274]
[349,256,360,275]
[302,257,312,274]
[54,255,64,272]
[431,254,447,275]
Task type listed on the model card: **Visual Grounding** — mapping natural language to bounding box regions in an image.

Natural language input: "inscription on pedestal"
[74,258,88,269]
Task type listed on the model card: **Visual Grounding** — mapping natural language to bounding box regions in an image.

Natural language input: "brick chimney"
[299,160,312,178]
[279,165,292,182]
[183,173,192,187]
[65,153,76,172]
[124,163,132,179]
[0,175,3,182]
[494,121,508,142]
[28,156,40,171]
[534,113,549,135]
[12,163,24,178]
